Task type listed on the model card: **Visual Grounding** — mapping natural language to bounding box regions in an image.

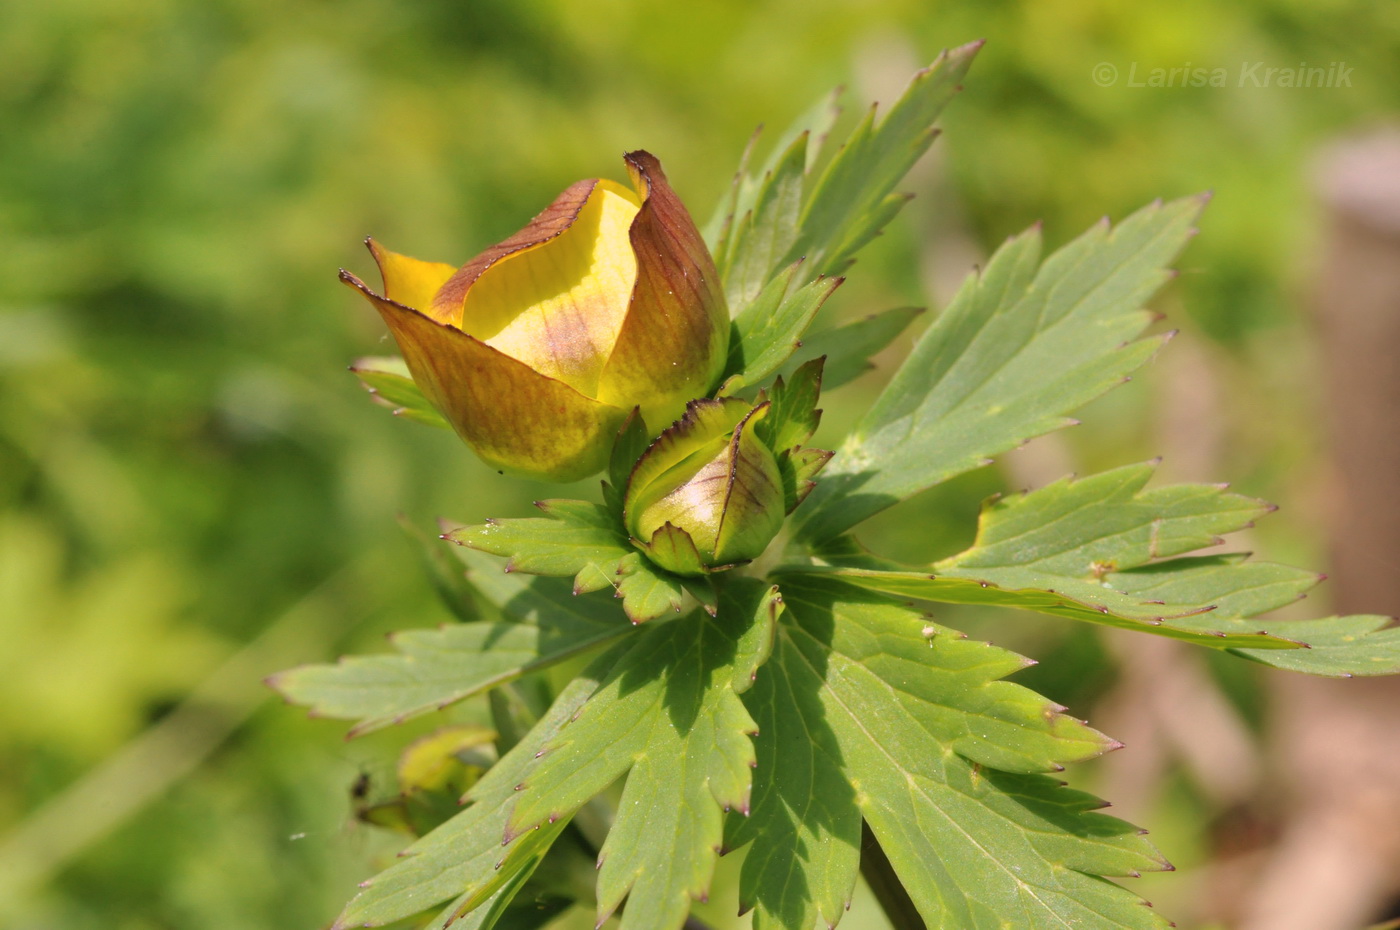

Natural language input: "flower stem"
[860,820,926,930]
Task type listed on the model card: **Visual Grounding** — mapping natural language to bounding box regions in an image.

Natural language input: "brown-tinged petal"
[597,151,729,428]
[428,179,596,325]
[365,239,458,313]
[342,271,627,482]
[427,180,642,399]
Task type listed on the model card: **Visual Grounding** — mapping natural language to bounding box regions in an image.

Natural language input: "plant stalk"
[860,820,926,930]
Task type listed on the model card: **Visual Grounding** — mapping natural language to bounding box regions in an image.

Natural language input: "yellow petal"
[366,238,458,313]
[430,179,642,398]
[343,271,627,482]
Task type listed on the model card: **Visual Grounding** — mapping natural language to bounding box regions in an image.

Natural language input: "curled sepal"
[341,272,627,481]
[625,399,785,576]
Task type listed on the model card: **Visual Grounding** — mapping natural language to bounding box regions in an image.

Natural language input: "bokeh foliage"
[2,0,1398,927]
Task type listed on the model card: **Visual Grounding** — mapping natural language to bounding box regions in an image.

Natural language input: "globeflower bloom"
[342,151,729,482]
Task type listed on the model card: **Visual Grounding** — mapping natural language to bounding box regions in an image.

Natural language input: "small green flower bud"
[623,398,789,576]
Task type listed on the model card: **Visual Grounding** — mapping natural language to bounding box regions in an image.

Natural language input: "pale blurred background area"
[2,1,1399,928]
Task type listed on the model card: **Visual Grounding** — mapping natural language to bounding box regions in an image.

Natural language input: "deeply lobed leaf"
[796,195,1209,543]
[505,580,781,930]
[331,645,631,928]
[723,263,842,390]
[778,305,923,391]
[781,42,983,278]
[1231,614,1400,676]
[729,575,1169,930]
[785,464,1400,676]
[269,547,630,735]
[712,44,979,391]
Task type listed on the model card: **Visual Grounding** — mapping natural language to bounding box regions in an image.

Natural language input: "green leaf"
[784,459,1400,669]
[350,355,449,428]
[783,565,1307,650]
[451,501,625,584]
[779,305,923,390]
[333,646,630,928]
[268,547,633,735]
[781,41,982,277]
[943,464,1272,574]
[711,44,976,382]
[705,86,843,276]
[732,576,1171,930]
[722,131,811,311]
[724,263,842,390]
[932,463,1321,645]
[503,580,780,930]
[724,624,861,930]
[757,356,824,452]
[397,513,482,623]
[783,576,1121,774]
[795,195,1208,544]
[421,856,559,930]
[783,463,1333,649]
[446,500,688,622]
[1232,614,1400,677]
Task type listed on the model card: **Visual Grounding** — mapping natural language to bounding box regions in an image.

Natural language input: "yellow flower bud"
[342,151,728,482]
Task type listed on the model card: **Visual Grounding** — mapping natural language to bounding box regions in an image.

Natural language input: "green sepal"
[626,399,786,576]
[350,355,450,428]
[642,522,710,577]
[757,356,824,452]
[606,407,651,513]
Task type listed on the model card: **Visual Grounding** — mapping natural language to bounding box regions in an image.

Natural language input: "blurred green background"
[3,0,1398,927]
